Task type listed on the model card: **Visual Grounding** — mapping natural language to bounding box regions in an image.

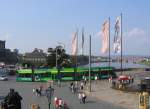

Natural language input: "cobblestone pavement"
[84,80,138,109]
[84,71,150,109]
[0,76,126,109]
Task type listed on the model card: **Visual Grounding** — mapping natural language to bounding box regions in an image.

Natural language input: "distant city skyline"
[0,0,150,55]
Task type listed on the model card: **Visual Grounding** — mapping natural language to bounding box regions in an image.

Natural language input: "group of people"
[69,81,87,104]
[78,92,86,104]
[53,97,68,109]
[70,81,86,93]
[33,85,43,96]
[1,89,22,109]
[70,81,79,93]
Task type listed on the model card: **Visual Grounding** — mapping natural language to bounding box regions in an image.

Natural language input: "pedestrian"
[70,82,75,93]
[131,76,134,83]
[39,85,43,92]
[78,93,82,103]
[33,88,35,94]
[4,88,22,109]
[108,76,112,83]
[38,86,43,96]
[84,77,87,85]
[58,98,64,108]
[128,75,131,83]
[58,80,61,87]
[80,82,84,90]
[72,84,75,93]
[82,93,86,104]
[70,82,73,91]
[112,80,116,88]
[53,97,59,108]
[95,75,98,84]
[82,75,85,80]
[35,89,39,96]
[15,91,22,109]
[74,81,78,93]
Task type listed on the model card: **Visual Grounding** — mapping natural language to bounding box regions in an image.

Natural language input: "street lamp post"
[45,86,54,109]
[56,48,58,68]
[56,42,65,86]
[89,35,91,92]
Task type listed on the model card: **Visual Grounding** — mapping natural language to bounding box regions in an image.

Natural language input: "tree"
[47,47,56,67]
[47,46,72,68]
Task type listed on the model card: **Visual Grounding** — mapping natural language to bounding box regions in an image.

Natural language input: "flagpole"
[75,29,78,80]
[108,17,111,67]
[76,29,78,67]
[82,27,84,56]
[89,35,91,92]
[120,13,123,75]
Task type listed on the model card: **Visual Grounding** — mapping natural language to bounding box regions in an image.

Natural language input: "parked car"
[0,75,8,81]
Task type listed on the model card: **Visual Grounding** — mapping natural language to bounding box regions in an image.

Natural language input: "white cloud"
[122,27,150,55]
[123,27,150,43]
[124,28,145,38]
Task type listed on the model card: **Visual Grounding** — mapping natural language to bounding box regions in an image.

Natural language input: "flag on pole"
[71,32,77,56]
[101,20,109,53]
[113,16,121,53]
[81,28,84,55]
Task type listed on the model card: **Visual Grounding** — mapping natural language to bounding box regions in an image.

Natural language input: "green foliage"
[47,46,72,68]
[139,60,150,66]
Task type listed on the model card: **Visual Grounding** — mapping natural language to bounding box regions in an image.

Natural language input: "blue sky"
[0,0,150,56]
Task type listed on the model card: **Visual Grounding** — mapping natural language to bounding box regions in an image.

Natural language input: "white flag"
[101,20,109,53]
[113,16,121,53]
[71,32,77,56]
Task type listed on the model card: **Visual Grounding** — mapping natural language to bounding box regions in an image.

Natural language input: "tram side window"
[18,74,31,78]
[40,73,51,77]
[83,71,89,77]
[102,70,114,75]
[100,71,109,76]
[91,71,96,76]
[61,72,74,77]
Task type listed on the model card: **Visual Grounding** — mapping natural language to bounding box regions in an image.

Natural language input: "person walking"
[95,75,98,84]
[74,81,78,93]
[80,82,84,90]
[82,93,86,104]
[78,93,82,103]
[70,82,73,91]
[58,98,64,108]
[108,76,112,83]
[35,89,40,96]
[53,97,59,108]
[84,77,87,85]
[38,85,43,96]
[71,83,75,93]
[82,75,85,80]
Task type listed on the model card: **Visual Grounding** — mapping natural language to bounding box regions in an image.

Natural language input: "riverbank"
[138,61,150,67]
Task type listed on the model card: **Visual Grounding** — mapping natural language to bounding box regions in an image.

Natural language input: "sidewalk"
[84,80,138,109]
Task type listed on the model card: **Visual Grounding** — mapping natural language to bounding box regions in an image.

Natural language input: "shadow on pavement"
[86,100,97,103]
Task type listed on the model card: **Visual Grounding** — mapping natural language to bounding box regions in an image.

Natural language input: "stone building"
[0,40,18,64]
[21,48,47,66]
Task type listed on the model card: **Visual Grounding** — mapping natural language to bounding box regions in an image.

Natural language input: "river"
[82,62,150,69]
